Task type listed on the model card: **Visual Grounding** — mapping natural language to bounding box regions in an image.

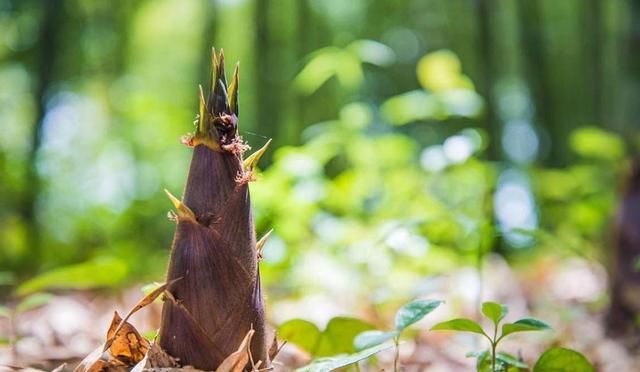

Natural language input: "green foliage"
[16,257,128,296]
[533,348,594,372]
[278,319,321,354]
[431,318,487,336]
[353,299,442,351]
[468,351,528,372]
[0,5,627,368]
[394,299,443,331]
[278,317,374,357]
[350,299,442,372]
[353,330,398,350]
[569,127,624,161]
[416,50,475,92]
[500,319,551,339]
[482,302,508,325]
[444,304,592,372]
[315,317,375,356]
[296,343,393,372]
[15,292,54,313]
[293,40,394,95]
[433,301,553,372]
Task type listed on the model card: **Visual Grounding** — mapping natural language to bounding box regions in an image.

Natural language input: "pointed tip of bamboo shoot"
[164,189,196,222]
[198,85,207,133]
[243,139,272,172]
[228,62,239,116]
[210,48,219,96]
[217,49,227,86]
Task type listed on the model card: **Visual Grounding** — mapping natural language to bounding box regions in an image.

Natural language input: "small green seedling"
[354,299,443,372]
[431,301,550,372]
[0,292,54,346]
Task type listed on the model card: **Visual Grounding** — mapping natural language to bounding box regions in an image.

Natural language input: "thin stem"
[393,336,400,372]
[491,322,498,372]
[491,341,497,372]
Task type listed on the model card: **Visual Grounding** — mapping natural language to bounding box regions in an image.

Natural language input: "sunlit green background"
[0,0,638,333]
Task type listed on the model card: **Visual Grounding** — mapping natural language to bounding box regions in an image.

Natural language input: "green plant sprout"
[0,292,54,347]
[293,300,593,372]
[432,301,549,371]
[353,299,443,372]
[430,301,593,372]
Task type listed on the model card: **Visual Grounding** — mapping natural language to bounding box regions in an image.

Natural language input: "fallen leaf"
[105,278,181,352]
[75,312,149,372]
[216,329,254,372]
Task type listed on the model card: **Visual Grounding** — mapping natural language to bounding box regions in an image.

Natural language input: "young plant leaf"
[500,318,551,339]
[296,342,392,372]
[0,305,10,318]
[496,352,528,369]
[465,351,490,371]
[481,302,508,325]
[465,351,489,359]
[278,319,321,355]
[16,292,54,313]
[315,317,375,356]
[353,330,397,351]
[16,257,128,296]
[394,299,443,331]
[431,318,487,337]
[533,347,594,372]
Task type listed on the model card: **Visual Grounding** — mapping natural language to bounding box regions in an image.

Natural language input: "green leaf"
[0,305,9,318]
[16,293,54,313]
[466,351,491,372]
[353,330,397,351]
[497,353,528,369]
[569,126,624,161]
[431,318,487,337]
[466,350,489,359]
[501,318,551,339]
[293,48,339,95]
[280,317,374,357]
[278,319,322,355]
[394,299,443,331]
[482,302,508,325]
[315,317,375,356]
[381,90,441,125]
[296,343,392,372]
[346,40,396,66]
[16,257,128,296]
[533,347,594,372]
[416,50,474,93]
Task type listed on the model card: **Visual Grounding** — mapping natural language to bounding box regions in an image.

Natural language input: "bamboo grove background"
[0,0,639,322]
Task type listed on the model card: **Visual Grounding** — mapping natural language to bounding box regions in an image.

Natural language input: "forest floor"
[1,255,638,372]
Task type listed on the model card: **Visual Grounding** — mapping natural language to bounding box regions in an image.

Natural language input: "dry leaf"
[73,344,113,372]
[105,278,181,352]
[107,311,150,365]
[216,329,254,372]
[75,312,149,372]
[134,342,180,370]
